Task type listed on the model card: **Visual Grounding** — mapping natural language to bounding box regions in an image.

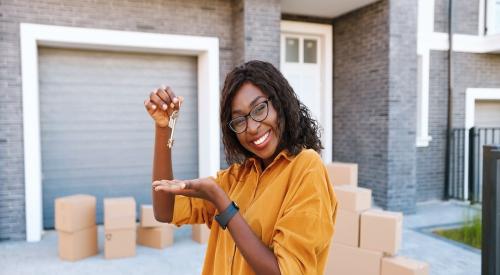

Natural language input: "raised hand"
[144,86,183,128]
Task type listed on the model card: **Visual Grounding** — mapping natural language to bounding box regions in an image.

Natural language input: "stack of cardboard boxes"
[104,197,136,259]
[137,205,175,249]
[55,194,98,261]
[192,224,211,244]
[325,162,429,275]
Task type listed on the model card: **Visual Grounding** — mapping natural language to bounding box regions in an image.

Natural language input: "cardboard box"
[334,185,371,212]
[332,209,361,247]
[140,205,164,227]
[55,194,96,232]
[104,197,136,230]
[325,243,382,275]
[360,209,403,256]
[382,256,429,275]
[58,225,98,261]
[326,162,358,186]
[192,224,210,244]
[137,224,174,249]
[104,228,136,259]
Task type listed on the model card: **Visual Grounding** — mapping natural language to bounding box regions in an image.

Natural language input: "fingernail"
[170,103,175,109]
[162,104,167,110]
[152,104,157,110]
[173,97,179,103]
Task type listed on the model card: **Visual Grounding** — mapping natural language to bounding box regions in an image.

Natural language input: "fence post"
[482,145,500,275]
[469,127,475,202]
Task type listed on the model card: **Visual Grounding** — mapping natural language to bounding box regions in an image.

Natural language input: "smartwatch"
[215,201,239,230]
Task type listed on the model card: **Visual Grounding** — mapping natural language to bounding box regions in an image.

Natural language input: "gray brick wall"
[416,52,500,202]
[417,51,448,202]
[386,0,418,213]
[333,0,391,210]
[0,0,281,241]
[434,0,480,35]
[333,0,418,213]
[232,0,280,67]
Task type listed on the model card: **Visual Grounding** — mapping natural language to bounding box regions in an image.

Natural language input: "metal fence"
[447,127,500,203]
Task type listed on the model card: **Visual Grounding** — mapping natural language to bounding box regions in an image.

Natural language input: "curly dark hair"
[220,60,323,165]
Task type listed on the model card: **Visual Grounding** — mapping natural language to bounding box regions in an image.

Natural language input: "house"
[1,0,499,242]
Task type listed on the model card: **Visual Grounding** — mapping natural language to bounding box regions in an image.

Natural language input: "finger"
[153,179,186,189]
[164,87,180,109]
[150,90,168,111]
[157,87,172,109]
[144,99,157,113]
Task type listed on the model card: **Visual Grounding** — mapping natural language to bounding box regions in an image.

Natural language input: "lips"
[251,130,271,148]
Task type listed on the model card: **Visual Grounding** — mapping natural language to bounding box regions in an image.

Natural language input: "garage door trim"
[20,23,220,242]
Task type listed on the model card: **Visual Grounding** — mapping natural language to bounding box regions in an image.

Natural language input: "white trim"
[427,32,500,53]
[463,88,500,200]
[280,20,333,163]
[20,23,220,242]
[416,0,435,147]
[479,0,486,36]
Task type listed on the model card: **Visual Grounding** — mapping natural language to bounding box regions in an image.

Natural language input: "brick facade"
[0,0,280,241]
[333,0,418,213]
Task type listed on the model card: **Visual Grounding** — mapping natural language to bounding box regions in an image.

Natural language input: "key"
[167,111,178,148]
[167,98,182,149]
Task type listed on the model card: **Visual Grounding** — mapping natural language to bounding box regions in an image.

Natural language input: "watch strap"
[215,201,239,230]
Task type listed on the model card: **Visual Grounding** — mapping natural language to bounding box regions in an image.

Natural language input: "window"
[284,36,318,64]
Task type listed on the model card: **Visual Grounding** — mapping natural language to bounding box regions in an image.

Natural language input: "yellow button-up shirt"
[172,149,338,275]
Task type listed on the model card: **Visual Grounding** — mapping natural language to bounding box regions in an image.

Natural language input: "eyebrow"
[231,96,266,115]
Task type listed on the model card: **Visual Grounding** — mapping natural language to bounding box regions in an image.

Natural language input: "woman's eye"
[254,104,266,114]
[234,118,246,127]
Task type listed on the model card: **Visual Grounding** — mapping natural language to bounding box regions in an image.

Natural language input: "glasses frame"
[228,99,271,134]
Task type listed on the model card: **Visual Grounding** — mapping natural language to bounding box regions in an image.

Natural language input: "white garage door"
[474,100,500,127]
[39,47,198,228]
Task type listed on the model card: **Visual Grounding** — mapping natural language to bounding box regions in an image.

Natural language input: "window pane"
[303,39,317,64]
[285,38,299,63]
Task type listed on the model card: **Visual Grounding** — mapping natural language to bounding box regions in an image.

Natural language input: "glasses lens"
[229,117,246,133]
[251,101,268,122]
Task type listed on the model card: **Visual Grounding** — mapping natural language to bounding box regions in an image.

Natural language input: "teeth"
[253,131,270,145]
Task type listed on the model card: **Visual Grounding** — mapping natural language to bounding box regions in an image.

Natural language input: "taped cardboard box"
[104,197,136,230]
[325,243,382,275]
[360,209,403,256]
[382,256,429,275]
[334,185,371,212]
[58,225,98,261]
[192,224,210,244]
[137,224,174,249]
[55,194,96,232]
[332,209,362,247]
[104,228,136,259]
[140,205,164,228]
[326,162,358,186]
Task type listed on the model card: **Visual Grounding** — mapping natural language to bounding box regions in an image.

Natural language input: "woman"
[144,60,337,275]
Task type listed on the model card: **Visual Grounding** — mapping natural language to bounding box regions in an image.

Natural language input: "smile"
[252,130,271,146]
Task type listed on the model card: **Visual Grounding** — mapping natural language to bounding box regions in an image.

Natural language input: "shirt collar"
[245,149,294,171]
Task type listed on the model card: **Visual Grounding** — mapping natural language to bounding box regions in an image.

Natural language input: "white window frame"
[485,0,500,35]
[20,23,220,242]
[280,21,333,163]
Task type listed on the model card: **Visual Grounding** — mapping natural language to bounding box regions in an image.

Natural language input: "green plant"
[434,212,481,249]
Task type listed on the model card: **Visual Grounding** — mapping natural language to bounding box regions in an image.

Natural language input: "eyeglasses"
[228,99,271,134]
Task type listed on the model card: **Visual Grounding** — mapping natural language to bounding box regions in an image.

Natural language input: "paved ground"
[0,200,481,275]
[400,200,481,275]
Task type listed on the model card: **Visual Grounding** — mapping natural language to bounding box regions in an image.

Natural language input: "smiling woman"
[145,60,338,275]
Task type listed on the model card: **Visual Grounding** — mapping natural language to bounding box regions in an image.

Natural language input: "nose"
[246,116,260,134]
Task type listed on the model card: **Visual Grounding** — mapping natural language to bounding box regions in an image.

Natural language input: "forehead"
[231,82,266,111]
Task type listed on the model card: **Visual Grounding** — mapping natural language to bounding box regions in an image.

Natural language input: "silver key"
[167,110,178,148]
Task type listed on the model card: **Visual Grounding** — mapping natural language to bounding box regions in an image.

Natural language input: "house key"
[167,99,181,148]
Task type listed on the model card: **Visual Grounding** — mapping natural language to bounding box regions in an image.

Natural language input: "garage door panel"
[40,47,198,228]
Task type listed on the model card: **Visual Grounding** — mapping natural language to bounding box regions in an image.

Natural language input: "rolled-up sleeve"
[272,169,337,275]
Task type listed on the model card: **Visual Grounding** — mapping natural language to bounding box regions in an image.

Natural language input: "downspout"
[444,0,453,200]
